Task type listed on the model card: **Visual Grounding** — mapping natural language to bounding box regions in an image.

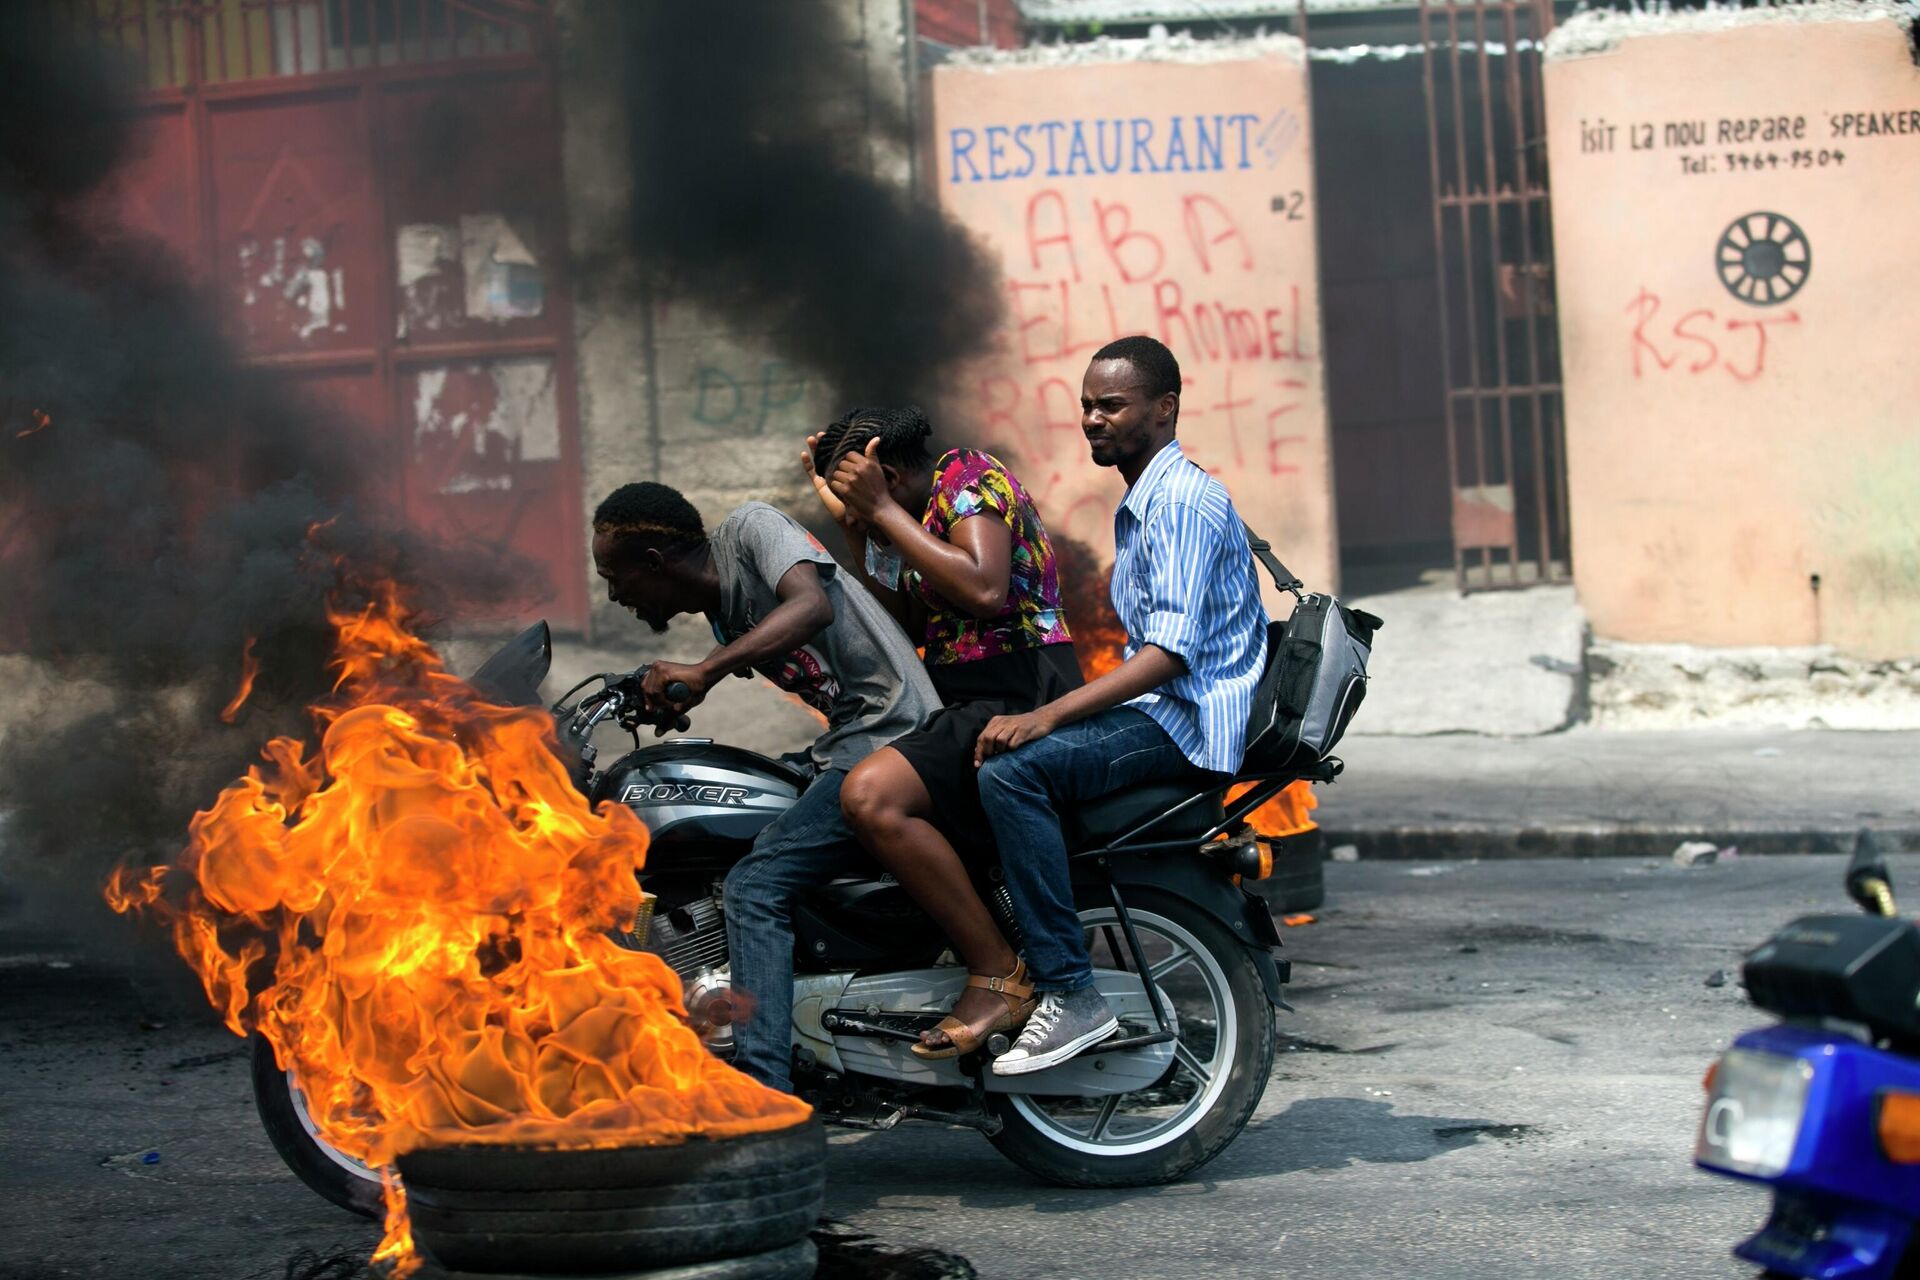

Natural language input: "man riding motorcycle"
[973,335,1271,1076]
[589,481,938,1093]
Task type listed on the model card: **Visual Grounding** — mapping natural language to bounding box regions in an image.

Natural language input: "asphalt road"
[3,853,1893,1280]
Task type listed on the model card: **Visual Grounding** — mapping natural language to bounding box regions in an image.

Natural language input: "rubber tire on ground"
[984,889,1276,1187]
[395,1118,826,1274]
[250,1034,384,1218]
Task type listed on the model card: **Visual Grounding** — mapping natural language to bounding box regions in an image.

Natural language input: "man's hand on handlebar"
[974,707,1060,766]
[641,661,709,715]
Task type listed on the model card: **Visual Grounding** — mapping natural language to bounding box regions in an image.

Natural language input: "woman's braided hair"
[811,404,935,478]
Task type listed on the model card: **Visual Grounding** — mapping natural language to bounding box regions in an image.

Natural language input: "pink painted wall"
[1545,14,1920,657]
[928,47,1336,608]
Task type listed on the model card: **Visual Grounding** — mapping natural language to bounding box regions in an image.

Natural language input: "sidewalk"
[1313,727,1920,859]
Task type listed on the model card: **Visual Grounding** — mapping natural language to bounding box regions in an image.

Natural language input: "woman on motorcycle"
[801,406,1081,1058]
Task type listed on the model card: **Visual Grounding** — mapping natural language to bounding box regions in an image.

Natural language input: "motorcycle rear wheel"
[985,889,1276,1187]
[250,1034,384,1218]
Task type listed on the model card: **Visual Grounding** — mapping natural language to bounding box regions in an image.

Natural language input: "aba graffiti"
[948,111,1302,183]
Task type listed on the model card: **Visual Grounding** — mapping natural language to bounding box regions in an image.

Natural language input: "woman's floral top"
[907,448,1072,665]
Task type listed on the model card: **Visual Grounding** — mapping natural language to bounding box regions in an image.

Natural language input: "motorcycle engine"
[609,888,735,1051]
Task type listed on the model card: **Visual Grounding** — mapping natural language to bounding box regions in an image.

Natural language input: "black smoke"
[0,13,520,958]
[613,1,1003,406]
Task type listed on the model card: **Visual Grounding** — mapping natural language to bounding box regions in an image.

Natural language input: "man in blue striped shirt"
[973,335,1269,1075]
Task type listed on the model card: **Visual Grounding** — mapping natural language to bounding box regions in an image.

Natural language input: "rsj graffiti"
[1625,288,1800,382]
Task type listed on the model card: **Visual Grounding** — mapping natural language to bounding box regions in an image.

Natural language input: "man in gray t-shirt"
[590,482,936,1093]
[708,501,933,771]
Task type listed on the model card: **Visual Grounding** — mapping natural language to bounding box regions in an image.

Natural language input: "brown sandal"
[911,958,1037,1060]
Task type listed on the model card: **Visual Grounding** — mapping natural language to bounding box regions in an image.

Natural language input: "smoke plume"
[614,1,1003,405]
[0,14,519,950]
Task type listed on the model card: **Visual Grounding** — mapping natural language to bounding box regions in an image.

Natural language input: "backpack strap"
[1241,519,1305,600]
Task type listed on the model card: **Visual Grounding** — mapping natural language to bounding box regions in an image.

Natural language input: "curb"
[1316,824,1920,861]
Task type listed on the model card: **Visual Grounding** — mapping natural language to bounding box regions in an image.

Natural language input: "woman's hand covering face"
[800,432,849,521]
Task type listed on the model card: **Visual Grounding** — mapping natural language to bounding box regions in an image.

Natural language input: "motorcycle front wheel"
[985,889,1276,1187]
[250,1034,384,1218]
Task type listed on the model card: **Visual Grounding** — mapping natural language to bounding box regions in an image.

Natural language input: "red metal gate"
[85,0,587,630]
[1420,0,1570,592]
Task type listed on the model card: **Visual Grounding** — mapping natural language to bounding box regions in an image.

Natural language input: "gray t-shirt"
[708,502,937,771]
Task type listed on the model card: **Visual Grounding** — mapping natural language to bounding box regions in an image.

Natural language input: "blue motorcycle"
[1698,831,1920,1279]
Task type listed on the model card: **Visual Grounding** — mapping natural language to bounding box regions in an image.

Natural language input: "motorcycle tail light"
[1218,832,1272,880]
[1249,842,1274,881]
[1877,1090,1920,1164]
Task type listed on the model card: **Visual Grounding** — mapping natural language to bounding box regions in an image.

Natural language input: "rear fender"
[1080,851,1293,1011]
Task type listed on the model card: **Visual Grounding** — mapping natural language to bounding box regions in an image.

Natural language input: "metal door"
[80,0,588,630]
[1421,0,1570,591]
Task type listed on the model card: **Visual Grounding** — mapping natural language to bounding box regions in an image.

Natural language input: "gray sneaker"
[990,986,1119,1076]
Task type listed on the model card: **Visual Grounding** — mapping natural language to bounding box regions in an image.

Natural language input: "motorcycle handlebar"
[559,669,695,742]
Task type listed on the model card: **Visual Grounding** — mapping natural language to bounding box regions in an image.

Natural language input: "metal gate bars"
[1421,0,1570,591]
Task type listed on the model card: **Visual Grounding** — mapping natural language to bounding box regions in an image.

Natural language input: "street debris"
[1705,969,1729,988]
[1435,1123,1537,1142]
[813,1220,979,1279]
[1281,913,1317,927]
[1672,840,1721,867]
[1330,844,1360,862]
[1407,864,1458,877]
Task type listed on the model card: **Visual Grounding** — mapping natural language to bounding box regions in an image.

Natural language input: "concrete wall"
[548,0,912,755]
[927,37,1337,605]
[556,0,909,643]
[1545,7,1920,658]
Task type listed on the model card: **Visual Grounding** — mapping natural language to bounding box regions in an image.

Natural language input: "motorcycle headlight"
[1696,1048,1813,1178]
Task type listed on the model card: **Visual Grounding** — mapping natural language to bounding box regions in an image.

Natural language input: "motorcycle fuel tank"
[592,740,805,846]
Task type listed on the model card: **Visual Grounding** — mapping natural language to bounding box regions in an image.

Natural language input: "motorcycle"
[256,622,1336,1215]
[1697,829,1920,1278]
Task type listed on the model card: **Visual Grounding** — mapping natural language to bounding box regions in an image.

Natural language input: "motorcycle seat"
[1066,781,1224,849]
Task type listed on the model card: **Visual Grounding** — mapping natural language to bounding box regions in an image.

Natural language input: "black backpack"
[1240,523,1382,772]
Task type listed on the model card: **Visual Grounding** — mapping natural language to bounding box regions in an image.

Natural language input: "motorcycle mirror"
[1845,827,1897,918]
[469,622,553,708]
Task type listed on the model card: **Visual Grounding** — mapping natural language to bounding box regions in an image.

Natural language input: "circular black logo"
[1717,212,1810,306]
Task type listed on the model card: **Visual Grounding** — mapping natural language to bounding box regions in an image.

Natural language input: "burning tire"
[251,1034,385,1218]
[396,1117,826,1274]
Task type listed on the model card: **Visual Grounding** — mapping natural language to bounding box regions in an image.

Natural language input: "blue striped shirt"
[1111,440,1268,775]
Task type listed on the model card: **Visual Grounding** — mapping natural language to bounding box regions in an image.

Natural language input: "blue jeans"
[722,768,864,1094]
[977,707,1211,992]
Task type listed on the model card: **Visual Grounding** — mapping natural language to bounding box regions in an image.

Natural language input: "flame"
[16,408,51,439]
[107,579,808,1264]
[1233,778,1318,838]
[219,636,261,724]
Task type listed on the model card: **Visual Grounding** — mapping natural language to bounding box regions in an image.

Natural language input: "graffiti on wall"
[945,109,1304,183]
[932,55,1331,584]
[688,360,811,436]
[1624,288,1800,382]
[975,186,1318,533]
